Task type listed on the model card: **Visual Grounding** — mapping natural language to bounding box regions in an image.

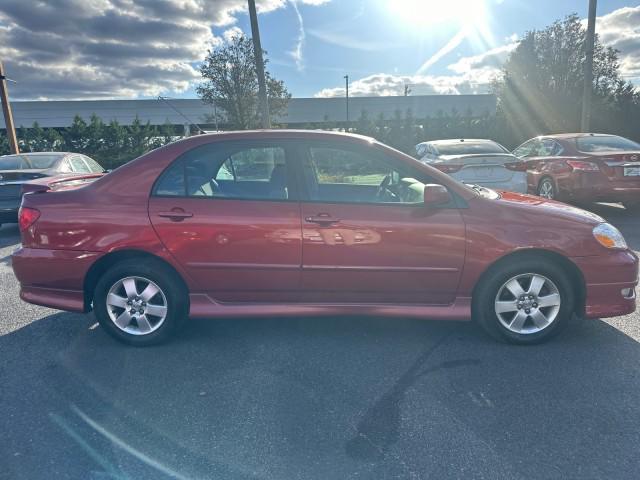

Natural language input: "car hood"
[491,190,605,226]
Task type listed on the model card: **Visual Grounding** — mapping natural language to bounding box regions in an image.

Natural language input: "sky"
[0,0,638,100]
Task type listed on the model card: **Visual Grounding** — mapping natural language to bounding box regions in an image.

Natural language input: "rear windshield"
[435,141,508,156]
[576,136,640,152]
[0,154,62,170]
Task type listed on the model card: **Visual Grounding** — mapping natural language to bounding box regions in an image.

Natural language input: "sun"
[387,0,487,28]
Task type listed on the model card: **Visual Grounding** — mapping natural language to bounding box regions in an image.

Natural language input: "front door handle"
[158,210,193,221]
[305,214,340,225]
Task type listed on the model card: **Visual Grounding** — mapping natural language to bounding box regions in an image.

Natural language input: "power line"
[156,96,205,134]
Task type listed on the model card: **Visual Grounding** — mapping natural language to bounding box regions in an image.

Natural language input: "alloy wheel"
[538,180,555,199]
[106,276,168,335]
[494,273,561,334]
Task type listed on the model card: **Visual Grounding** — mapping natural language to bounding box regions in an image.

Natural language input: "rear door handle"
[158,210,193,221]
[305,214,340,225]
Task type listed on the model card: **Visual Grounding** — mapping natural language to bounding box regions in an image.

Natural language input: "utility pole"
[344,74,349,128]
[0,61,19,154]
[581,0,597,132]
[248,0,271,129]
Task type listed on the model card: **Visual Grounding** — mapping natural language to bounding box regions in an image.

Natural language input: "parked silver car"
[415,139,528,193]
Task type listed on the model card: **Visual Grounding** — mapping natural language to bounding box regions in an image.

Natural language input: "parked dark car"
[11,131,638,347]
[0,152,105,226]
[513,134,640,210]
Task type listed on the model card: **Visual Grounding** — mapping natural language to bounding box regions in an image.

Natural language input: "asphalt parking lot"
[1,203,640,480]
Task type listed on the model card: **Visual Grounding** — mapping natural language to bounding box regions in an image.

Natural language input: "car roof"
[427,139,497,145]
[0,152,71,158]
[540,133,619,140]
[186,129,375,142]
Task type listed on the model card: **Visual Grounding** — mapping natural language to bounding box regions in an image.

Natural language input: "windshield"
[0,154,62,170]
[576,135,640,152]
[435,141,508,156]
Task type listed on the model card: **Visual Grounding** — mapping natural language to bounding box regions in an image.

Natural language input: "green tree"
[493,14,639,146]
[197,35,291,129]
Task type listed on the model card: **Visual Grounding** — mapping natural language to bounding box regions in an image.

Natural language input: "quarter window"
[69,155,91,173]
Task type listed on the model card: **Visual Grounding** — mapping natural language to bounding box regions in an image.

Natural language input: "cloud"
[0,0,329,100]
[594,5,640,82]
[315,38,517,98]
[223,26,244,43]
[289,0,305,71]
[307,28,404,52]
[314,72,493,98]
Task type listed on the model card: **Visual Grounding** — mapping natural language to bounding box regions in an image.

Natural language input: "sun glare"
[388,0,487,27]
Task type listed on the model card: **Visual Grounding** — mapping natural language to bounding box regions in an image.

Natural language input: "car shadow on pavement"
[2,311,640,479]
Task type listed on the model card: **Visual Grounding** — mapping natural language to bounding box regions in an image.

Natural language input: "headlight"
[593,223,628,249]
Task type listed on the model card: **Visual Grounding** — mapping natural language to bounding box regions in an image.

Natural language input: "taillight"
[18,206,40,231]
[567,160,600,171]
[504,161,528,172]
[433,164,463,174]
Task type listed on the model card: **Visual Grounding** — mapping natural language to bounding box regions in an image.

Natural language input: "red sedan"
[513,133,640,210]
[12,131,638,346]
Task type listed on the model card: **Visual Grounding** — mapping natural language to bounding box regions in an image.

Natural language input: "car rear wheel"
[537,178,556,200]
[93,259,188,346]
[473,258,574,344]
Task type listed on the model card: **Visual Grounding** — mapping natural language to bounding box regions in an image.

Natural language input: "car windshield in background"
[576,135,640,152]
[436,142,508,156]
[0,154,61,170]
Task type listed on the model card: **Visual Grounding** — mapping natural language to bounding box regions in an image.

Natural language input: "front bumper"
[12,247,101,312]
[572,250,639,319]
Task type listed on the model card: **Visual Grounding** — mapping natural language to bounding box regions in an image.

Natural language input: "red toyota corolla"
[513,133,640,209]
[12,131,638,346]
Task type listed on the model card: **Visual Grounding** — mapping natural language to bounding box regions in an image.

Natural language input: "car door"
[148,140,302,303]
[513,139,543,192]
[295,140,466,305]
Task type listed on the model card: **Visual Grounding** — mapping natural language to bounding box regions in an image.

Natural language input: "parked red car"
[513,133,640,209]
[12,131,638,346]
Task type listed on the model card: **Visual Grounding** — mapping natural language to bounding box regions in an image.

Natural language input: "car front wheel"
[93,259,188,346]
[474,258,575,344]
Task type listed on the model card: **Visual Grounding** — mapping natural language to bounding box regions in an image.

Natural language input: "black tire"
[473,257,575,345]
[623,201,640,212]
[93,259,188,346]
[537,177,556,200]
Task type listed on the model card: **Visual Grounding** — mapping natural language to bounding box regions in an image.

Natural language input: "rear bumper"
[572,250,639,319]
[12,247,101,312]
[0,197,20,223]
[560,173,640,203]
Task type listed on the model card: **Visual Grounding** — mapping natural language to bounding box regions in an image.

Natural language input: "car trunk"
[588,151,640,182]
[436,154,522,183]
[0,169,48,182]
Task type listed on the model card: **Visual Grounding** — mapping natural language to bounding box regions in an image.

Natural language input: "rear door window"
[153,142,295,201]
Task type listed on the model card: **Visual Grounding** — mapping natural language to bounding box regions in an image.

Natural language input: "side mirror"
[423,184,451,208]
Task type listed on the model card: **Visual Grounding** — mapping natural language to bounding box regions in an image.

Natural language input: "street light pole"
[0,60,19,154]
[248,0,271,129]
[581,0,597,132]
[344,74,349,129]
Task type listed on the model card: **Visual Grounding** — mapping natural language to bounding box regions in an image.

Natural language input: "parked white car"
[415,139,528,193]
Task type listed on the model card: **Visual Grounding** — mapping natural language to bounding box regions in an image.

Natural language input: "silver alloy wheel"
[539,179,555,199]
[106,276,168,335]
[494,273,561,334]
